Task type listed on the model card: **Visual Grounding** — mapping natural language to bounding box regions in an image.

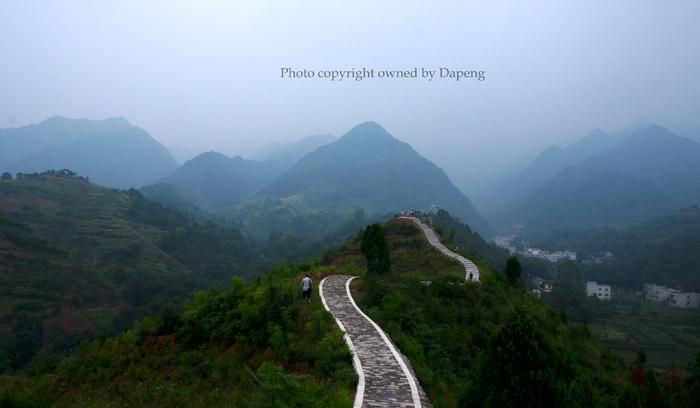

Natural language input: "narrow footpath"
[319,275,431,408]
[402,216,480,282]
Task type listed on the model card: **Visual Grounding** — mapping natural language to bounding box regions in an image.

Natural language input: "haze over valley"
[2,1,700,407]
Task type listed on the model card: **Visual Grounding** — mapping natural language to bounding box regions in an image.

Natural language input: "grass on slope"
[327,217,628,408]
[0,173,255,372]
[0,263,357,407]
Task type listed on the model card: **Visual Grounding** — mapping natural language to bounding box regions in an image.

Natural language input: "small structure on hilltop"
[532,276,554,293]
[427,204,439,215]
[586,281,612,301]
[644,283,700,308]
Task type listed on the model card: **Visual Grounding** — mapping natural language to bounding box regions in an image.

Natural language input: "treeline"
[11,169,90,182]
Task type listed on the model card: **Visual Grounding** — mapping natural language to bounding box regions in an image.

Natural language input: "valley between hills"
[1,118,699,407]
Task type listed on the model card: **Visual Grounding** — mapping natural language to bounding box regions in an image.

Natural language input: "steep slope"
[479,129,620,214]
[0,212,641,408]
[1,116,178,188]
[494,125,700,235]
[150,152,279,210]
[0,172,255,372]
[260,122,491,235]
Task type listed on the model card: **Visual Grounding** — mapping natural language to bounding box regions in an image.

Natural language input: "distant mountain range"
[488,124,700,236]
[142,122,491,236]
[479,128,620,212]
[0,116,178,188]
[142,134,337,211]
[249,133,336,174]
[259,122,491,234]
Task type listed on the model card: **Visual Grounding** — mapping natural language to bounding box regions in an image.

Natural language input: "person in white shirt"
[301,274,312,304]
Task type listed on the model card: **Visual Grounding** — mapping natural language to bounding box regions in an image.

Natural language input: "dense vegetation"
[343,218,624,407]
[537,206,700,291]
[0,172,313,373]
[337,215,700,407]
[1,204,699,406]
[0,263,356,407]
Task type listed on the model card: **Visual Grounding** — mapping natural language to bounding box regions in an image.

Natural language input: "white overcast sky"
[1,0,699,194]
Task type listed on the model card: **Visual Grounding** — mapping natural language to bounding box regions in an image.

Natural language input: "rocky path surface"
[402,216,480,282]
[319,275,430,408]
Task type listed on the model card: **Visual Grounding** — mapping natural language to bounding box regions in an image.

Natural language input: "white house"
[669,291,700,308]
[586,281,612,301]
[644,283,673,302]
[643,283,700,308]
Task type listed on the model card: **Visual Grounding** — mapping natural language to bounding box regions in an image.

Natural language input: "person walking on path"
[301,274,312,304]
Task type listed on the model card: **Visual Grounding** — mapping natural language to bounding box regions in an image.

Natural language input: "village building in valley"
[586,281,612,301]
[644,283,700,308]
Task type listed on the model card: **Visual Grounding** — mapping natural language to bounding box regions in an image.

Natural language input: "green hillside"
[2,207,699,407]
[0,171,261,372]
[0,264,356,407]
[538,206,700,291]
[326,218,630,407]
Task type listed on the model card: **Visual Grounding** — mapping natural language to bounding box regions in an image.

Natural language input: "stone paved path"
[319,275,430,408]
[402,216,480,282]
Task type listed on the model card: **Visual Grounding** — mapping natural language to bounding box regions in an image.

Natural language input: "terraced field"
[593,302,700,370]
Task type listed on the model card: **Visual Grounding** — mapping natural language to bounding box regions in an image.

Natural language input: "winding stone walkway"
[319,275,431,408]
[402,216,480,282]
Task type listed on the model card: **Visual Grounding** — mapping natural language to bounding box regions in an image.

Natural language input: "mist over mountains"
[149,152,278,210]
[3,116,699,239]
[146,121,491,237]
[2,114,700,405]
[0,116,178,189]
[478,128,621,212]
[1,117,493,237]
[484,124,700,236]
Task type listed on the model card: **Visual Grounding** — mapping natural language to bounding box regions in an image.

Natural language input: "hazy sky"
[2,0,699,195]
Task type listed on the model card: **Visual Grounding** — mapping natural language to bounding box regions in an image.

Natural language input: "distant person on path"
[301,274,312,304]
